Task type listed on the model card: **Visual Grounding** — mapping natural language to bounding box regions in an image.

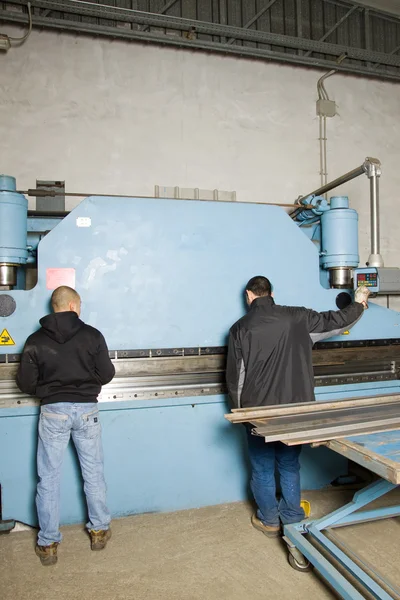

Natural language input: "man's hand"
[355,285,371,309]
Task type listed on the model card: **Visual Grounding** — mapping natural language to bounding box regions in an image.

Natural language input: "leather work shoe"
[89,528,112,551]
[35,542,59,566]
[251,514,281,538]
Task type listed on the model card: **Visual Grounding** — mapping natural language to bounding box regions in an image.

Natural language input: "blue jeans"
[246,427,304,527]
[36,402,111,546]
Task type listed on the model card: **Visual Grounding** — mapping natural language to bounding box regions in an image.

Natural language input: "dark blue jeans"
[246,427,304,527]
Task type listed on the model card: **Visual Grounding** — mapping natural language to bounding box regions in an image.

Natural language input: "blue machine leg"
[0,484,15,533]
[0,520,15,533]
[284,479,400,600]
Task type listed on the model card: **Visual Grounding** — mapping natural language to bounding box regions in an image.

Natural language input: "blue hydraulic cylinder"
[295,195,330,223]
[320,196,359,269]
[0,175,28,265]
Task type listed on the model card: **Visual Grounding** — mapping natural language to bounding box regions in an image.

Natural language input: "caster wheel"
[288,552,313,572]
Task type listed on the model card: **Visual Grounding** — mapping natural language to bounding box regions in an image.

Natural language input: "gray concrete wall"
[2,30,400,305]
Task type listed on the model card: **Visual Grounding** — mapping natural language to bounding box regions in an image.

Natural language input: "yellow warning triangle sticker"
[0,329,15,345]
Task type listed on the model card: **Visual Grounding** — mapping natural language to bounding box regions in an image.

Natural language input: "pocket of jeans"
[81,408,101,439]
[41,411,68,421]
[40,411,70,441]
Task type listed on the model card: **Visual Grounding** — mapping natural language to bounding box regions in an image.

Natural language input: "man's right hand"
[355,285,371,309]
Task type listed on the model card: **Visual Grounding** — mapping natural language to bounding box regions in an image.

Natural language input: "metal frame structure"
[284,479,400,599]
[283,430,400,598]
[1,0,400,81]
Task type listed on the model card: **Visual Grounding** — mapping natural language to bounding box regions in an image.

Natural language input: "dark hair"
[245,276,272,297]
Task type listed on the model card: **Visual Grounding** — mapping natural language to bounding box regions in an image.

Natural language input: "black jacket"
[226,296,364,409]
[16,311,115,405]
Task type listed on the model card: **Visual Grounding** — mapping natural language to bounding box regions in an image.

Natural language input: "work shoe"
[89,528,111,551]
[251,514,281,538]
[35,542,59,566]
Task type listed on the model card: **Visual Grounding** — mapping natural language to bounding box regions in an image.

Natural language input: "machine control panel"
[354,267,400,295]
[356,271,378,289]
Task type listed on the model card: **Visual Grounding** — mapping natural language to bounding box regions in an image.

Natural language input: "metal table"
[284,430,400,600]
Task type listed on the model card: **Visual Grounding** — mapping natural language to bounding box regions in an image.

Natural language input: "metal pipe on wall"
[319,117,324,189]
[323,117,328,187]
[368,164,384,267]
[318,115,328,196]
[370,174,379,256]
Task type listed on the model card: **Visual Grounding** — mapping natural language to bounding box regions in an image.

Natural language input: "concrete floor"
[1,489,400,600]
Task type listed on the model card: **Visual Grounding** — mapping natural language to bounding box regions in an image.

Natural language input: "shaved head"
[51,286,81,315]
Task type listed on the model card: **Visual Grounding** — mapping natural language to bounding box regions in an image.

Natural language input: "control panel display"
[356,272,378,288]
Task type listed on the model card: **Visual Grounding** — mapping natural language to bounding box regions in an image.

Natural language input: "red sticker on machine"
[46,268,76,290]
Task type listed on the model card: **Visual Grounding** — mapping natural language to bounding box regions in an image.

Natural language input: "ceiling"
[356,0,400,16]
[1,0,400,82]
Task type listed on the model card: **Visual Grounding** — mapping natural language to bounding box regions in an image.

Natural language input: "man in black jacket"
[17,286,115,566]
[226,276,369,537]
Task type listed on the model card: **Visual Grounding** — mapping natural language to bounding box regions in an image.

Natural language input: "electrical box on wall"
[316,99,337,118]
[0,35,11,52]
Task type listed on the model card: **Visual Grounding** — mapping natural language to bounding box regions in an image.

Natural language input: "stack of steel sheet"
[225,394,400,445]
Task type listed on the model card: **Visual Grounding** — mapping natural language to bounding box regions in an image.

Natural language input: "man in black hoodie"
[16,286,115,566]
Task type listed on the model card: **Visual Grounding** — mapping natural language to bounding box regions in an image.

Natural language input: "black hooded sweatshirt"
[16,311,115,405]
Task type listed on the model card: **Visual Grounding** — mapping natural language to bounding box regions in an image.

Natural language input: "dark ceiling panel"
[1,0,400,81]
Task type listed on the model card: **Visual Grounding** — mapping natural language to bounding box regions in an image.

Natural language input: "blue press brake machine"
[1,158,400,598]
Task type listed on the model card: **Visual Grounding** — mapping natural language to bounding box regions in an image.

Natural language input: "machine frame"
[284,432,400,599]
